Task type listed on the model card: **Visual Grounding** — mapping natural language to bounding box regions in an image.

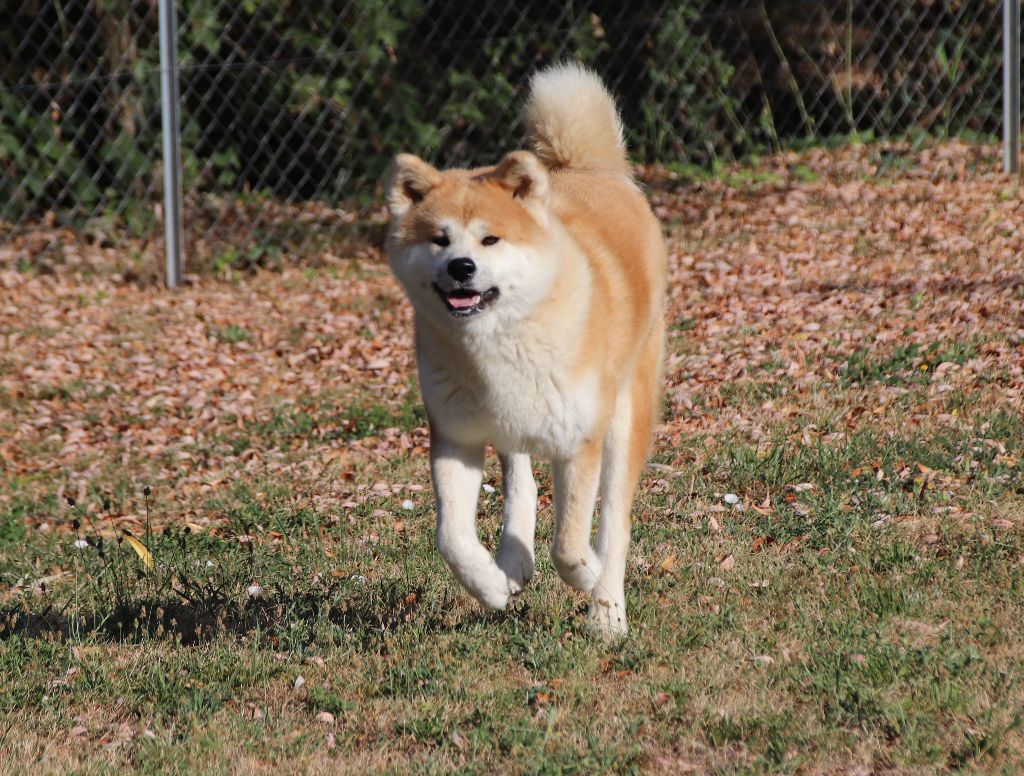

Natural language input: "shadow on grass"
[807,271,1024,298]
[0,578,452,647]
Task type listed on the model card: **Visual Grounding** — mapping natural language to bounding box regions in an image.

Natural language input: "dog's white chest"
[419,332,598,458]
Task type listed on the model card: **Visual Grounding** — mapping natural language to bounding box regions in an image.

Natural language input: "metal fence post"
[159,0,185,286]
[1005,0,1021,174]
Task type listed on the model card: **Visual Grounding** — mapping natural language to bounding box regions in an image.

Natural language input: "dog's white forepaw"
[476,586,511,611]
[496,542,535,594]
[585,596,628,640]
[467,569,517,611]
[459,560,529,611]
[438,534,519,611]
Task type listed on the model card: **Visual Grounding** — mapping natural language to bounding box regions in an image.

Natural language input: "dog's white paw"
[584,596,628,640]
[464,565,520,611]
[552,548,602,594]
[496,542,535,594]
[476,585,511,612]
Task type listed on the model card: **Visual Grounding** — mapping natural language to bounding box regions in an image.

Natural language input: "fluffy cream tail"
[524,63,630,176]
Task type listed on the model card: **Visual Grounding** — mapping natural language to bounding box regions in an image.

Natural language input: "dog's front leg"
[431,433,517,610]
[551,437,604,593]
[495,453,537,594]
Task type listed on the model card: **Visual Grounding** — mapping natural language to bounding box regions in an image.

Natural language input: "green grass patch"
[1,407,1022,772]
[211,324,250,344]
[220,396,427,455]
[839,339,978,386]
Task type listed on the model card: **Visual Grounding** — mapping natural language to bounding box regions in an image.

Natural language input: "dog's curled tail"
[524,63,629,177]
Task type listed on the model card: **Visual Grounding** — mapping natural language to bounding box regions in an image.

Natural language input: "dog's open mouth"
[433,284,500,317]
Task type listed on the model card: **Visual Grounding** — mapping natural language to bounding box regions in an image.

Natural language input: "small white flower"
[73,539,89,549]
[246,583,263,598]
[482,483,496,494]
[723,493,740,505]
[401,499,414,510]
[206,560,215,568]
[350,574,367,586]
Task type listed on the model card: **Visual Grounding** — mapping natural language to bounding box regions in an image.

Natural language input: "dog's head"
[385,151,558,332]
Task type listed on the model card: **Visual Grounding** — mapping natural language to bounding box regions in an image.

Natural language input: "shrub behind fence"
[0,0,1015,266]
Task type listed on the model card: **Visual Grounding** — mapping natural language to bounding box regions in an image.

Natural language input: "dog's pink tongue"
[448,293,481,309]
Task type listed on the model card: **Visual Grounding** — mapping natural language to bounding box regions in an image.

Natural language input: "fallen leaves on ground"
[0,140,1022,535]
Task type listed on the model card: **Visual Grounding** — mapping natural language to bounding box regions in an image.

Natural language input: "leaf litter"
[0,141,1021,542]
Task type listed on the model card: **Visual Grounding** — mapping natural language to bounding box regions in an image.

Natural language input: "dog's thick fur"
[386,63,666,637]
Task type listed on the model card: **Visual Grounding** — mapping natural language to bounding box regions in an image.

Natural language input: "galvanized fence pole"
[1005,0,1021,174]
[159,0,185,286]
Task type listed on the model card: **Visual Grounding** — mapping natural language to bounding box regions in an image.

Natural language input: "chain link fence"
[1,1,1018,272]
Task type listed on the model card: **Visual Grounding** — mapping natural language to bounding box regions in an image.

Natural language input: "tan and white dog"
[385,63,666,637]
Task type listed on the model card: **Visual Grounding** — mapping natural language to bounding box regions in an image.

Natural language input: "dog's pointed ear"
[387,154,441,219]
[491,151,550,208]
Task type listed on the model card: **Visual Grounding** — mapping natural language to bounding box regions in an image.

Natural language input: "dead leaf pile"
[0,141,1021,532]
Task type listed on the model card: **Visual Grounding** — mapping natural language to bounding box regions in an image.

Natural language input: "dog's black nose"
[446,258,476,283]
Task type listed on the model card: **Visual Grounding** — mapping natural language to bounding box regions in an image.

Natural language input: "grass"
[2,142,1023,771]
[216,394,427,456]
[838,339,980,387]
[1,395,1022,773]
[211,324,250,344]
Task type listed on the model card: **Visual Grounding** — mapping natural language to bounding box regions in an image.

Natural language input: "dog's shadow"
[0,575,540,647]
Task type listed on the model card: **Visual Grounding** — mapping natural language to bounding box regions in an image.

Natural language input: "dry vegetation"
[1,141,1023,773]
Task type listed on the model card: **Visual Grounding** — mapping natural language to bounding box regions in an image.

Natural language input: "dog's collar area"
[432,283,500,317]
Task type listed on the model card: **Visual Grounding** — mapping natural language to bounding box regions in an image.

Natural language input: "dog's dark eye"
[481,235,500,246]
[432,234,450,247]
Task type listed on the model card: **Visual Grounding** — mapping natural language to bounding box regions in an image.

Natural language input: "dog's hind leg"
[431,433,518,610]
[586,331,661,638]
[584,392,635,638]
[496,452,537,593]
[551,437,604,593]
